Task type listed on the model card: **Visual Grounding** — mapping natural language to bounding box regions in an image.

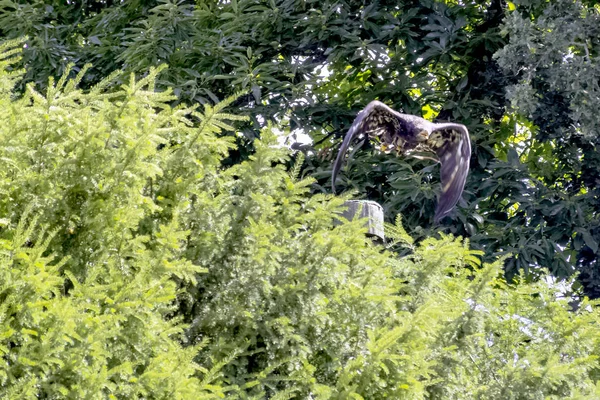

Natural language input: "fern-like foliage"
[1,42,600,399]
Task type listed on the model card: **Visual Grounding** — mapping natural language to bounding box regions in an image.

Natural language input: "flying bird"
[331,100,471,223]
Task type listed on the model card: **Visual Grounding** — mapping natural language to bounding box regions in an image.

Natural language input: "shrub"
[1,40,599,399]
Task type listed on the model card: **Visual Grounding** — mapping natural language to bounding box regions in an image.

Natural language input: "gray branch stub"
[338,200,385,241]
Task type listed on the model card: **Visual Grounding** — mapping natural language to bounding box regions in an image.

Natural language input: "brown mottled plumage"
[331,100,471,223]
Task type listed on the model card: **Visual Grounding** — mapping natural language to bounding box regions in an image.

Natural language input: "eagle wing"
[331,101,471,223]
[427,124,471,223]
[331,101,407,194]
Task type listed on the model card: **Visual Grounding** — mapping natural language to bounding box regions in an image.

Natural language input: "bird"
[331,100,471,223]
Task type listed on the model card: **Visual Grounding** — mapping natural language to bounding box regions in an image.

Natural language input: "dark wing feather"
[331,101,403,193]
[427,124,471,222]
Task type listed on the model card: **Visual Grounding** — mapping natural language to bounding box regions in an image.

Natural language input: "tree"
[1,35,600,398]
[495,0,600,297]
[0,39,225,399]
[2,0,596,296]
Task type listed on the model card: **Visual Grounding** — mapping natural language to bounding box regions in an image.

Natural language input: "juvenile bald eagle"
[331,100,471,223]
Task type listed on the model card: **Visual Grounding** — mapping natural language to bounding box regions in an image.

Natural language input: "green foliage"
[497,0,600,138]
[0,45,233,398]
[1,8,600,397]
[1,0,599,297]
[0,208,217,398]
[183,127,403,395]
[494,0,600,295]
[175,123,600,398]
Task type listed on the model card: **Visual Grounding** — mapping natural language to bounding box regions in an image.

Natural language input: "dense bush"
[1,40,599,399]
[0,39,229,399]
[1,0,598,297]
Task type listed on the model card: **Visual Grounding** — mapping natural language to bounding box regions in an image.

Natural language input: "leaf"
[422,104,438,120]
[89,36,102,45]
[252,84,261,103]
[582,231,598,253]
[456,75,469,92]
[219,12,236,20]
[507,148,520,165]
